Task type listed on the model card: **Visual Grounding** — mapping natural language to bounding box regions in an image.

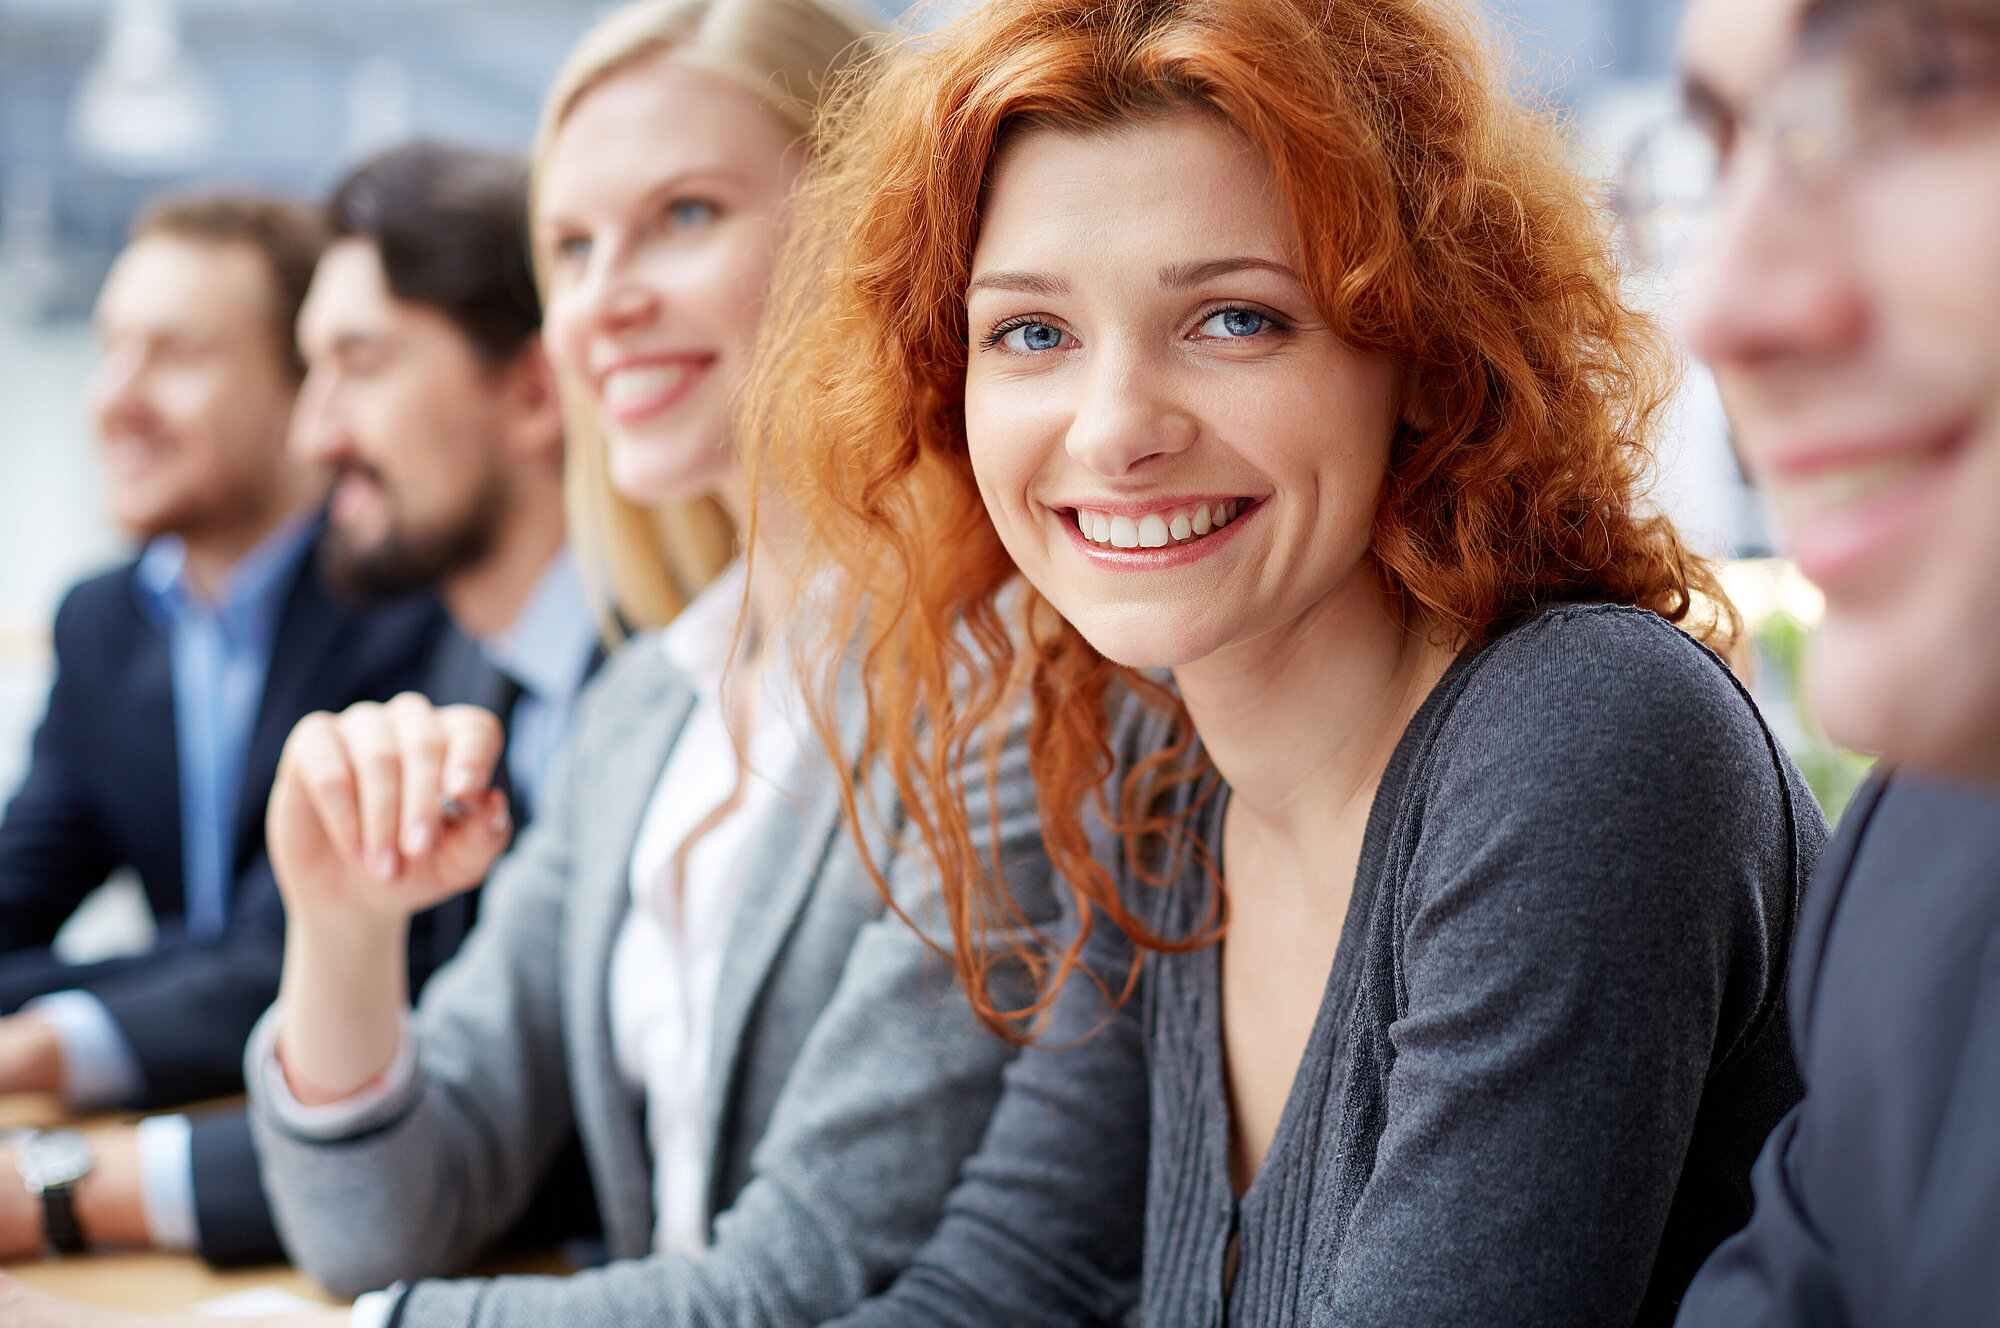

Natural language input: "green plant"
[1753,609,1875,823]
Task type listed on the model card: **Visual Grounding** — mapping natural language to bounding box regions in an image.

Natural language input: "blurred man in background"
[1675,0,2000,1322]
[0,194,444,1120]
[298,142,587,830]
[0,142,597,1268]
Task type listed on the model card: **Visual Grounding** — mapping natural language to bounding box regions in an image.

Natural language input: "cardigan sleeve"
[1322,606,1818,1327]
[820,897,1148,1328]
[823,695,1173,1328]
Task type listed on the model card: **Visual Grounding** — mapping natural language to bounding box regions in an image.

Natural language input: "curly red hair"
[750,0,1733,1037]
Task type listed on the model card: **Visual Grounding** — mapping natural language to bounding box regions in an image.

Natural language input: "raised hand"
[266,692,514,1105]
[267,691,513,929]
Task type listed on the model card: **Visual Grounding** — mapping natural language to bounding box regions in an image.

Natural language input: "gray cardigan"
[247,635,1049,1326]
[833,604,1827,1328]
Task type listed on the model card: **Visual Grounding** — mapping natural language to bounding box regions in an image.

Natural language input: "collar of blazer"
[563,643,863,1250]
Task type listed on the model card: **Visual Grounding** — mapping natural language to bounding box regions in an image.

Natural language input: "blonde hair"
[530,0,883,630]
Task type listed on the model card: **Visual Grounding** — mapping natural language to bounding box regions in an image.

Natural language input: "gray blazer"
[247,635,1049,1326]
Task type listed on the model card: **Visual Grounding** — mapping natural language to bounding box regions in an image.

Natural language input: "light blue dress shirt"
[479,547,598,819]
[136,511,320,940]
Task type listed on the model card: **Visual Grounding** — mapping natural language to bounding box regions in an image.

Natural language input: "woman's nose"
[1063,350,1199,479]
[583,247,662,334]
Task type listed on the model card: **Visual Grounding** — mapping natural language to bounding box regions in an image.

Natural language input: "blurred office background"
[0,0,1852,915]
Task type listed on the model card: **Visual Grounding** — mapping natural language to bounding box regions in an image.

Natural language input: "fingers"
[388,696,505,859]
[337,702,403,881]
[281,711,364,865]
[430,786,515,889]
[436,703,507,804]
[277,697,508,886]
[388,693,449,859]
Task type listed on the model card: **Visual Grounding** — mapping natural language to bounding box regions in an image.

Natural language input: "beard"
[319,459,511,604]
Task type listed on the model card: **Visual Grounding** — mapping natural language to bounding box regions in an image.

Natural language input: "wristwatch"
[16,1129,93,1254]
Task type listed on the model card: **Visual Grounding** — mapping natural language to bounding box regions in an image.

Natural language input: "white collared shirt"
[609,560,808,1255]
[259,562,806,1328]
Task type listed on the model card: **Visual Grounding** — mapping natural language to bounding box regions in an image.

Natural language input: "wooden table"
[7,1249,572,1314]
[7,1252,337,1313]
[0,1090,339,1312]
[0,1093,573,1314]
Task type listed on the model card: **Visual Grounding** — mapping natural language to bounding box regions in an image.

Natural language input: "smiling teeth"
[1073,499,1245,550]
[603,364,692,408]
[1766,455,1939,535]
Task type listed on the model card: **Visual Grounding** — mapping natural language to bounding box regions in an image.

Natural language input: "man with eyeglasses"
[1674,0,2000,1323]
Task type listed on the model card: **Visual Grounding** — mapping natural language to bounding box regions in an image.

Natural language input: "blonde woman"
[0,3,1045,1327]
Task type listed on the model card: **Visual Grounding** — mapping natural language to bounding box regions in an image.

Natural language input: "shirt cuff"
[134,1113,198,1251]
[21,991,145,1108]
[249,1007,418,1140]
[350,1288,404,1328]
[350,1286,404,1328]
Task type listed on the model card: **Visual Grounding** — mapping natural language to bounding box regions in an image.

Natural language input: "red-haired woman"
[752,0,1827,1324]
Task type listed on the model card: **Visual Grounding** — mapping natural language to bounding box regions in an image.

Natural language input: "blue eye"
[553,235,591,265]
[998,321,1068,353]
[669,199,718,229]
[1200,308,1270,338]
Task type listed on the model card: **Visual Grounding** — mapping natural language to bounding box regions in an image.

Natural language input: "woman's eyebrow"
[1158,256,1300,288]
[966,258,1301,298]
[966,269,1070,297]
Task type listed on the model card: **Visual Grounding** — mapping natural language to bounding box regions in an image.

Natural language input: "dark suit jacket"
[1676,773,2000,1328]
[0,532,449,1264]
[184,624,604,1266]
[0,534,447,1024]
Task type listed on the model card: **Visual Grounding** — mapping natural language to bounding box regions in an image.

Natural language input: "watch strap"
[41,1183,83,1254]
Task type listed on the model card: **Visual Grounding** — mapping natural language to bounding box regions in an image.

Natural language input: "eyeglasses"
[1618,2,2000,269]
[1733,3,2000,179]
